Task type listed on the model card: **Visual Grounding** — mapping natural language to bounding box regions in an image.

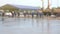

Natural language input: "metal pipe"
[47,0,50,34]
[47,0,50,9]
[41,0,44,34]
[42,0,44,11]
[47,14,50,34]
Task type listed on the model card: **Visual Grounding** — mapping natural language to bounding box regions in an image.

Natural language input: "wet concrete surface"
[0,17,60,34]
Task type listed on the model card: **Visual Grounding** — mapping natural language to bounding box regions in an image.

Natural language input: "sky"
[0,0,60,8]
